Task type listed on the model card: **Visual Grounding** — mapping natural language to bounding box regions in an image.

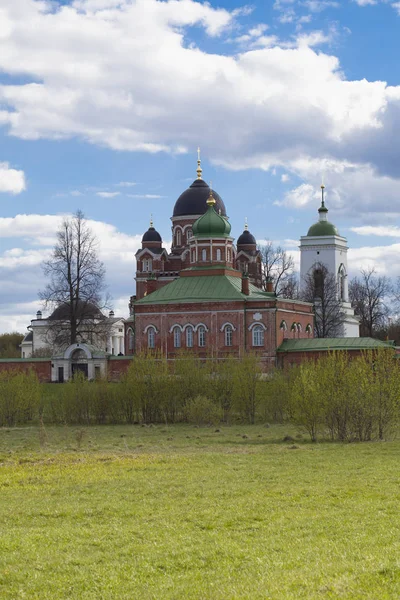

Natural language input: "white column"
[114,336,120,355]
[120,335,125,355]
[107,336,112,354]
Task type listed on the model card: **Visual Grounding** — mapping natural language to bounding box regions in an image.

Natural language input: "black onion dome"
[173,179,226,217]
[142,226,162,243]
[237,229,256,246]
[49,301,103,321]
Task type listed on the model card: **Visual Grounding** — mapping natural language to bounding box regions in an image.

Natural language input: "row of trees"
[2,350,400,442]
[259,241,394,339]
[269,349,400,442]
[0,333,24,359]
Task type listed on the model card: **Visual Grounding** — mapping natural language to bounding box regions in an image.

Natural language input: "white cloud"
[96,191,121,198]
[277,183,318,208]
[0,162,26,194]
[353,0,376,6]
[351,225,400,237]
[116,181,137,187]
[281,173,290,182]
[303,1,339,11]
[0,0,399,224]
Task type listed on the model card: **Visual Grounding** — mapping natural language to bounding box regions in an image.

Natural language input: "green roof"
[278,337,394,353]
[0,357,51,363]
[307,220,339,237]
[192,204,231,238]
[135,274,273,305]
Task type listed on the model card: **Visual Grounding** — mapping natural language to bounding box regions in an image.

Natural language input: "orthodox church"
[124,155,315,368]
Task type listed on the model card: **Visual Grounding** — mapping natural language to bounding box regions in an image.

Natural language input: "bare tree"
[349,267,391,337]
[40,210,111,349]
[258,241,296,296]
[301,262,345,338]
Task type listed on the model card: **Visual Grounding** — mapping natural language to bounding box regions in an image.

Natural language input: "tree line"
[1,350,400,443]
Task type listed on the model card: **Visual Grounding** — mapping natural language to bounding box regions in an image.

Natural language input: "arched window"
[192,250,195,263]
[338,264,347,302]
[176,229,182,246]
[174,326,181,348]
[216,248,221,261]
[225,325,233,347]
[198,326,206,348]
[128,328,134,351]
[306,323,313,337]
[187,228,192,240]
[148,326,156,349]
[227,248,231,262]
[186,326,194,348]
[202,249,207,262]
[252,325,264,347]
[313,268,323,298]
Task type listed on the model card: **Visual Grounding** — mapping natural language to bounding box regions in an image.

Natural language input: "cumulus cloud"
[0,1,395,169]
[0,162,26,194]
[274,158,400,221]
[0,0,400,223]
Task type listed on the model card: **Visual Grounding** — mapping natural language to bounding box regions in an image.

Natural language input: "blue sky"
[1,0,400,332]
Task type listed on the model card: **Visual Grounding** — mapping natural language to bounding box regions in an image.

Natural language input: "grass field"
[1,424,400,599]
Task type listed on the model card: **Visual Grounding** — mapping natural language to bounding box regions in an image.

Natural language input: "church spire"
[196,147,203,180]
[318,182,328,221]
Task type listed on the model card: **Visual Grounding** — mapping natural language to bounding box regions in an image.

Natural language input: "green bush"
[0,370,40,426]
[186,395,222,426]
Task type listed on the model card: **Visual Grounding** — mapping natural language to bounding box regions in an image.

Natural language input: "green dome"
[192,204,232,238]
[307,221,339,236]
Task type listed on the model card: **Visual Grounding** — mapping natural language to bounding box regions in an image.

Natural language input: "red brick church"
[125,155,315,368]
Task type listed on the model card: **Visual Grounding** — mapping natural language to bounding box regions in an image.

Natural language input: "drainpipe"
[244,300,247,351]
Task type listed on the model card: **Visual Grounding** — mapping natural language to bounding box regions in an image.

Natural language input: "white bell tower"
[300,185,359,337]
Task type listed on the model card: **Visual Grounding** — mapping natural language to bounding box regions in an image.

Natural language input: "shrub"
[186,395,222,426]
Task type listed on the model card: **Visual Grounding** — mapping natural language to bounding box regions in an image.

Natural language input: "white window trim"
[148,327,156,349]
[186,326,194,348]
[224,325,233,347]
[168,323,184,333]
[194,323,209,332]
[252,325,264,347]
[220,322,237,332]
[248,322,267,331]
[173,326,181,348]
[198,326,206,347]
[143,324,159,334]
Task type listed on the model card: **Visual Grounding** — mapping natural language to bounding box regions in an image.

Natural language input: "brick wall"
[0,360,52,382]
[107,357,134,381]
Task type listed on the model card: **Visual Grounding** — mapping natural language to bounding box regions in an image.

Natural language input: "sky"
[1,0,400,333]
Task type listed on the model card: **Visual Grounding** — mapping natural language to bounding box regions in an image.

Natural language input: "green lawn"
[1,424,400,599]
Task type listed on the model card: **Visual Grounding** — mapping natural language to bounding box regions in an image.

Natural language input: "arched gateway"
[51,343,108,382]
